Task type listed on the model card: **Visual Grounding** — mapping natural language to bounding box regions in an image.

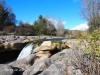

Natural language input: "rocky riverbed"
[0,35,52,52]
[0,35,53,63]
[0,36,99,75]
[0,38,87,75]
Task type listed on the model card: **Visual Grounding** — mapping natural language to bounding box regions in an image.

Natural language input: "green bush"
[82,30,100,59]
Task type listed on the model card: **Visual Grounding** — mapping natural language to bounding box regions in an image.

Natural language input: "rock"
[33,46,52,53]
[67,66,83,75]
[10,54,38,70]
[49,52,62,64]
[33,41,54,53]
[41,41,52,47]
[65,39,87,49]
[33,44,52,61]
[33,41,58,61]
[0,64,3,67]
[62,41,70,49]
[36,50,50,54]
[13,43,28,50]
[33,40,69,61]
[6,43,12,49]
[39,64,68,75]
[49,49,84,75]
[0,65,15,75]
[29,39,34,42]
[23,39,30,43]
[23,58,51,75]
[4,42,28,50]
[33,41,65,53]
[36,51,51,61]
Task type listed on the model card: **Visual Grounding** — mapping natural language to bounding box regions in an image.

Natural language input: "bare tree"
[56,19,65,36]
[80,0,100,32]
[45,15,56,37]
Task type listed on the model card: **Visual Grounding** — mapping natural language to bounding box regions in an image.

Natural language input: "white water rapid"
[17,43,34,60]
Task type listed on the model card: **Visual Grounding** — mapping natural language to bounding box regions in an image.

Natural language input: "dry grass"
[65,30,88,39]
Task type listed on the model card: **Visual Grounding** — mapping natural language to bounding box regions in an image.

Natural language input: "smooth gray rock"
[39,64,67,75]
[0,65,15,75]
[49,49,84,75]
[10,54,38,70]
[23,58,51,75]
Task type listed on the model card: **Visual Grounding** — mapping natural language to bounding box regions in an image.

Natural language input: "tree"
[0,0,16,30]
[34,15,56,35]
[45,15,56,36]
[56,19,65,36]
[34,15,48,35]
[19,21,24,27]
[39,15,43,19]
[19,21,32,28]
[80,0,100,32]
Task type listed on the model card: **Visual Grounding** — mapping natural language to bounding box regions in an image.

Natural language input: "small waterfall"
[17,43,34,60]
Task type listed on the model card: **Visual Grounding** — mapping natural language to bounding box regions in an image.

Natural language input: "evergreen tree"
[0,0,16,30]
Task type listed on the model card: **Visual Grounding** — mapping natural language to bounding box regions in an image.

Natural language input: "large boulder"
[33,46,54,53]
[33,41,55,53]
[41,41,52,46]
[23,58,51,75]
[33,41,56,60]
[10,54,38,70]
[33,41,69,53]
[0,65,15,75]
[49,49,84,75]
[39,64,68,75]
[35,51,51,61]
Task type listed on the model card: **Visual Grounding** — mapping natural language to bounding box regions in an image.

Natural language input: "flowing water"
[17,43,34,60]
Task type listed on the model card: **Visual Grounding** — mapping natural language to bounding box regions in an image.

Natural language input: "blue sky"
[5,0,87,30]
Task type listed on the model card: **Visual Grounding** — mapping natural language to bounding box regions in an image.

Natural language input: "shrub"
[83,30,100,58]
[3,26,16,33]
[72,30,82,39]
[15,27,37,36]
[73,30,100,75]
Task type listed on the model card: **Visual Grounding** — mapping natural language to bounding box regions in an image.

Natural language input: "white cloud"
[71,22,89,31]
[62,21,67,25]
[48,18,67,25]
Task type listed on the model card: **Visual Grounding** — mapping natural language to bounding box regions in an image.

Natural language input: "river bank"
[0,35,54,52]
[0,35,67,64]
